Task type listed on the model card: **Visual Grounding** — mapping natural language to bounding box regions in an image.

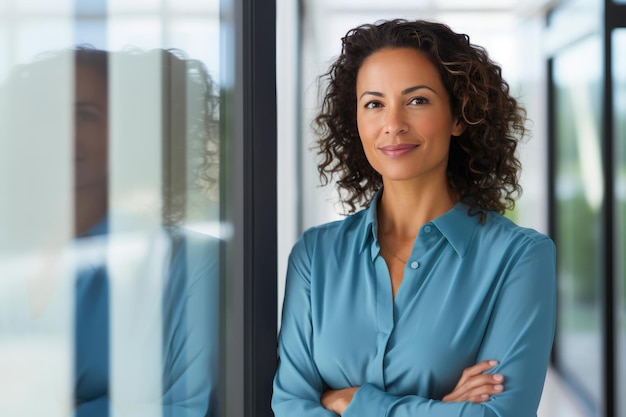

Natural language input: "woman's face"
[355,47,464,185]
[74,64,108,192]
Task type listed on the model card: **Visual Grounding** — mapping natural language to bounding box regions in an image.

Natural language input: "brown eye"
[364,101,382,109]
[75,104,103,124]
[409,96,429,105]
[76,109,98,123]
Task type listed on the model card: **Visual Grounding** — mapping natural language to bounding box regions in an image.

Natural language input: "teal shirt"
[74,219,220,417]
[272,191,556,417]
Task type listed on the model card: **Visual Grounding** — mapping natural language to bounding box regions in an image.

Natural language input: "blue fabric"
[272,190,556,417]
[161,227,220,417]
[74,220,219,417]
[75,264,110,417]
[75,218,109,417]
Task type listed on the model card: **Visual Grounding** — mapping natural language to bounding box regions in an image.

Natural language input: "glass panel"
[547,0,602,29]
[0,3,75,415]
[613,28,626,417]
[553,35,604,412]
[0,1,222,416]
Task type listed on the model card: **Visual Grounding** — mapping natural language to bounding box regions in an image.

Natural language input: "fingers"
[442,373,504,402]
[461,372,503,392]
[458,373,505,403]
[321,387,359,414]
[442,360,504,403]
[457,360,498,386]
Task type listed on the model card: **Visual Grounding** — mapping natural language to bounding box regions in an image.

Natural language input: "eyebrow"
[359,84,437,100]
[75,102,105,111]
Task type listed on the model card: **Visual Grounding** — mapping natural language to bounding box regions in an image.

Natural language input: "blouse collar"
[359,189,480,258]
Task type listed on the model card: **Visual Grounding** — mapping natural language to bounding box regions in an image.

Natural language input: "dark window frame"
[547,1,626,416]
[219,0,277,416]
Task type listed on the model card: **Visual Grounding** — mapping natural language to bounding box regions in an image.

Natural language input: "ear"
[451,117,466,137]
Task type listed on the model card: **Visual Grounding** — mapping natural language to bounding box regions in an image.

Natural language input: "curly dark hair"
[315,19,526,220]
[4,45,220,227]
[71,46,220,226]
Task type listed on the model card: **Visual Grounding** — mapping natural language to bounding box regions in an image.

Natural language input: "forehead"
[75,64,108,98]
[356,47,442,90]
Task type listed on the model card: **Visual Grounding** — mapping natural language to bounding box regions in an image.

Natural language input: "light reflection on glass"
[613,27,626,417]
[553,35,603,412]
[0,2,222,416]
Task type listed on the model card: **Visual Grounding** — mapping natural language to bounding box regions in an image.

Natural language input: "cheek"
[417,114,443,131]
[420,118,457,143]
[356,115,377,144]
[357,127,375,160]
[76,127,108,156]
[357,133,380,172]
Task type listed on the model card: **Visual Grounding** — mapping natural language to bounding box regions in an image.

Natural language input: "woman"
[272,19,556,417]
[71,47,221,417]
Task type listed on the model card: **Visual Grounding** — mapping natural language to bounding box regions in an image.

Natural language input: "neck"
[377,178,456,238]
[74,186,108,236]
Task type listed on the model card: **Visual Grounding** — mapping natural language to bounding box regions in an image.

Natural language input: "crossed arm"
[321,360,504,415]
[272,237,556,417]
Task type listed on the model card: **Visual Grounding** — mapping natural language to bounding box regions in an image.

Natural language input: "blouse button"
[410,261,419,269]
[424,225,432,233]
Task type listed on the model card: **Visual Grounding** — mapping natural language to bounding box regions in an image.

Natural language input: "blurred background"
[0,0,624,416]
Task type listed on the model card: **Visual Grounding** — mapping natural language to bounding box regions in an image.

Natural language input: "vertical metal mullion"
[602,2,626,416]
[295,0,305,235]
[242,0,277,416]
[605,5,626,417]
[546,56,558,367]
[220,0,277,416]
[612,8,626,417]
[602,2,617,416]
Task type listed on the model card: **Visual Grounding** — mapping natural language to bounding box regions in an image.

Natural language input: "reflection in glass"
[0,46,220,417]
[553,36,603,412]
[613,28,626,417]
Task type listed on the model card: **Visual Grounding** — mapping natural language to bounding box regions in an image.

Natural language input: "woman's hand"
[321,387,359,415]
[320,360,502,413]
[442,360,504,403]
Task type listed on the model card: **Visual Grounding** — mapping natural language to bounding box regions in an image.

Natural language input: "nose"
[384,106,409,135]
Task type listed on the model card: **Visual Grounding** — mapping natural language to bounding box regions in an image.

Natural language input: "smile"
[379,143,419,158]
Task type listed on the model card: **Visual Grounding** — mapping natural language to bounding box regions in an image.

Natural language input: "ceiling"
[307,0,556,16]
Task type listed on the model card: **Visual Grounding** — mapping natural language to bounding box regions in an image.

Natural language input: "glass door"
[551,34,604,416]
[0,1,277,416]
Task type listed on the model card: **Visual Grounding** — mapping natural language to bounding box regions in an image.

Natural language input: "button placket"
[368,242,394,387]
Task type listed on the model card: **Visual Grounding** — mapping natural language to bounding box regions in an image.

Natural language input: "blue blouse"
[272,191,556,417]
[74,219,220,417]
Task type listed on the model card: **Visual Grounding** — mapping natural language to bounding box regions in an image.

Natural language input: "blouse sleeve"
[272,235,339,417]
[342,236,557,417]
[162,232,220,417]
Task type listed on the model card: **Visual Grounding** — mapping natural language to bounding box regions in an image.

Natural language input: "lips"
[379,143,419,158]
